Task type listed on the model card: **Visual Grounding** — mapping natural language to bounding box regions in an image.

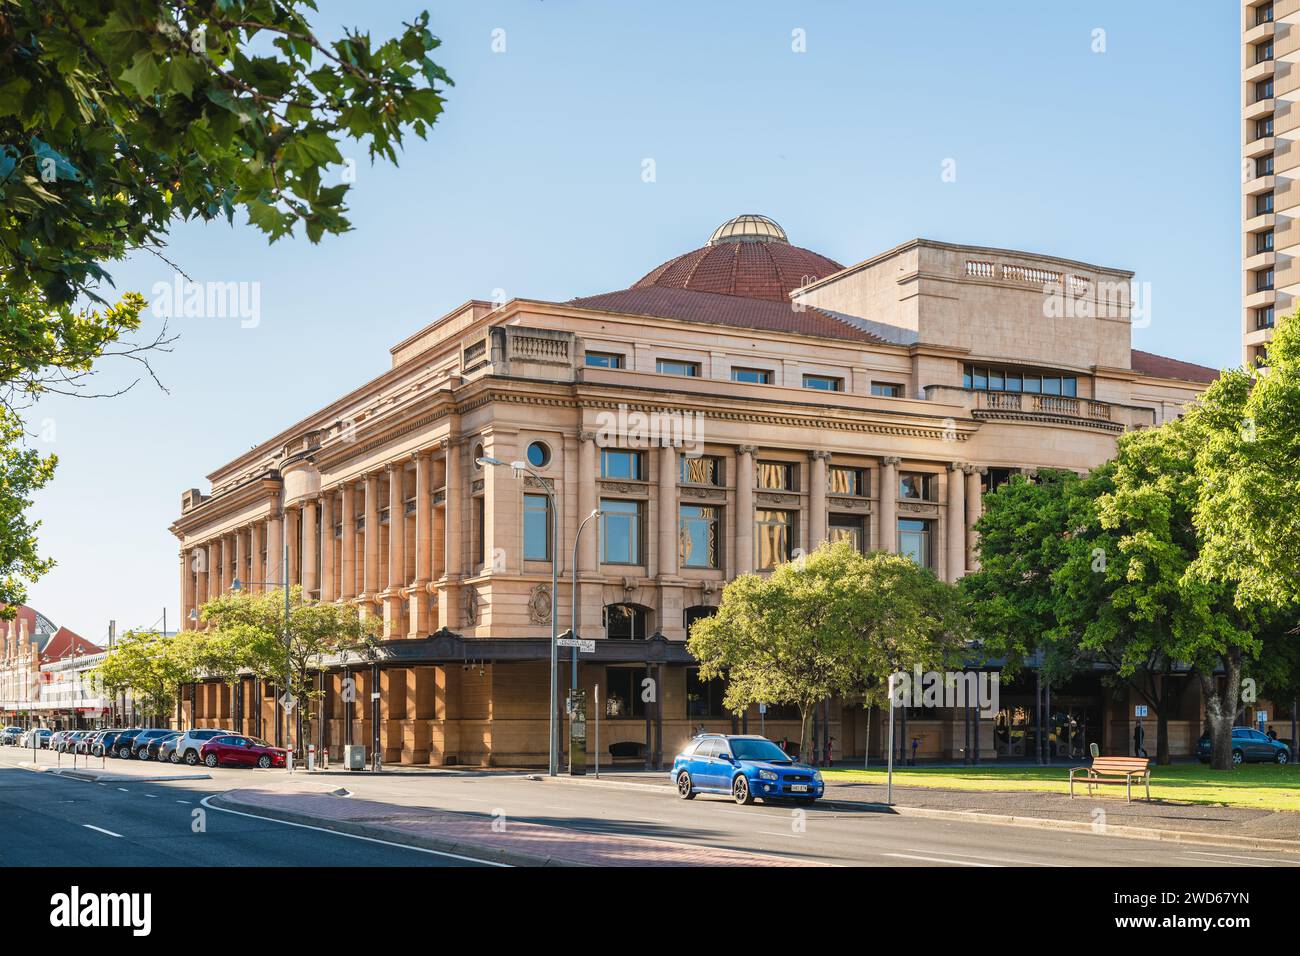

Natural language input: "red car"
[199,734,287,769]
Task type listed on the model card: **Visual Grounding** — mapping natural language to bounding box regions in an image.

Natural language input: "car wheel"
[169,753,180,764]
[184,750,198,766]
[1232,749,1244,766]
[1277,750,1290,765]
[676,770,695,799]
[138,748,150,760]
[204,753,219,768]
[117,746,130,759]
[257,755,272,769]
[732,775,754,806]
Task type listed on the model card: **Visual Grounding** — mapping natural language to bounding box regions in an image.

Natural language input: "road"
[2,746,1298,867]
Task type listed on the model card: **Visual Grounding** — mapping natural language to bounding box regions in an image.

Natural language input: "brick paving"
[217,784,825,867]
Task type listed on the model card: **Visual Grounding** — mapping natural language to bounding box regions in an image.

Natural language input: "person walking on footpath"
[1133,720,1147,758]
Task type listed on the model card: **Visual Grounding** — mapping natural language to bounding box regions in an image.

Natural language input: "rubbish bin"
[343,745,365,770]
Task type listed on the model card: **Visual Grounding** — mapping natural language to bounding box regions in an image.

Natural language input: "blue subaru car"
[671,734,824,805]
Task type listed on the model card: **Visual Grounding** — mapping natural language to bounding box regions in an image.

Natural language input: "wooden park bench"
[1068,755,1151,802]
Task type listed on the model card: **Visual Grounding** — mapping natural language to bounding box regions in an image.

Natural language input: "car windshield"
[730,738,793,763]
[248,738,271,748]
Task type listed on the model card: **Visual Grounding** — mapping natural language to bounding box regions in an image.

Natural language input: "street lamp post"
[229,540,293,767]
[570,508,602,690]
[478,456,560,776]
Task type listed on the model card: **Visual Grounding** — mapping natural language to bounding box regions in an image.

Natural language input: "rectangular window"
[1256,116,1274,140]
[756,460,795,490]
[871,382,904,397]
[656,358,700,377]
[1022,374,1041,394]
[680,455,721,485]
[972,367,988,389]
[679,505,720,569]
[898,518,934,569]
[1257,268,1275,291]
[731,367,772,384]
[1256,306,1275,329]
[605,667,648,718]
[755,510,796,570]
[1257,230,1274,253]
[829,465,865,496]
[474,497,485,566]
[828,513,867,554]
[899,472,936,501]
[686,667,727,718]
[1042,376,1062,396]
[600,499,643,564]
[1258,3,1274,25]
[1006,372,1022,392]
[1257,40,1274,63]
[1062,377,1077,397]
[601,449,644,480]
[989,369,1005,391]
[585,351,625,369]
[523,493,551,561]
[1257,78,1274,101]
[802,373,844,391]
[1257,192,1275,215]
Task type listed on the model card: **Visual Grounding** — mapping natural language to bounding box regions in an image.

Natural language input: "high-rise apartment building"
[1244,0,1282,365]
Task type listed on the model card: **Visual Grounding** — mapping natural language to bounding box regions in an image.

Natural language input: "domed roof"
[631,215,843,303]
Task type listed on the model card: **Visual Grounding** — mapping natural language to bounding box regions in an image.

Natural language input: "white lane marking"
[82,824,122,838]
[1183,850,1299,865]
[883,852,1000,867]
[197,795,510,867]
[908,848,1060,867]
[175,800,191,805]
[144,794,157,799]
[116,788,128,792]
[1180,856,1263,867]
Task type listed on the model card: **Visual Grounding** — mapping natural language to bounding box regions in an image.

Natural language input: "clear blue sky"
[24,0,1239,642]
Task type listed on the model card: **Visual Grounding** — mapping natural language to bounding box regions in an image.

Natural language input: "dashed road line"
[82,824,122,838]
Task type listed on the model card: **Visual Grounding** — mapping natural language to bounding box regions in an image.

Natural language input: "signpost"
[557,638,595,653]
[886,672,897,806]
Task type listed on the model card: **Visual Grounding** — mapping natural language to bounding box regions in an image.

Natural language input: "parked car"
[19,728,51,749]
[94,729,130,757]
[1197,726,1291,765]
[671,734,825,805]
[49,730,68,752]
[199,735,288,769]
[174,728,239,766]
[128,729,175,760]
[158,734,184,764]
[142,731,181,761]
[112,728,147,758]
[0,726,23,745]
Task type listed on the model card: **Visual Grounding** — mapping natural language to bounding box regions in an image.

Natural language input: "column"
[340,481,357,600]
[206,541,219,607]
[234,529,246,590]
[249,521,263,593]
[964,465,985,573]
[265,511,283,586]
[363,472,380,599]
[285,506,301,589]
[879,456,900,553]
[809,450,831,550]
[302,496,319,598]
[386,462,407,635]
[412,452,432,636]
[947,462,966,584]
[439,440,463,630]
[320,492,336,603]
[735,445,756,574]
[657,444,678,577]
[577,432,598,573]
[182,551,196,630]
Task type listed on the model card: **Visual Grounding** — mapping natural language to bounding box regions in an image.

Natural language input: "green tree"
[200,586,378,755]
[94,629,196,724]
[688,542,966,760]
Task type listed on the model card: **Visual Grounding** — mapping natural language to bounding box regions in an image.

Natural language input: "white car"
[173,728,239,766]
[0,726,23,745]
[19,728,51,749]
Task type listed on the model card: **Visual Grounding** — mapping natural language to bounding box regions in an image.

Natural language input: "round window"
[527,441,551,468]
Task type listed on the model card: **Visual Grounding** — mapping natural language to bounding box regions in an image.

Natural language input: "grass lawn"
[820,763,1300,812]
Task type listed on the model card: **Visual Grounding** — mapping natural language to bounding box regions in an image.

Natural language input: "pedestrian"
[779,735,790,755]
[1133,720,1147,758]
[910,735,919,765]
[1267,725,1279,741]
[823,735,834,767]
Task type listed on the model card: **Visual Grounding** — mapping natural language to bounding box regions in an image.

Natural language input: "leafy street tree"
[688,542,967,760]
[93,628,196,724]
[0,1,452,611]
[199,586,379,755]
[0,408,54,612]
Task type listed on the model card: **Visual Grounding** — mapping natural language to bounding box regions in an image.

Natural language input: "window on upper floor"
[523,493,552,561]
[1257,39,1274,63]
[802,373,844,392]
[1256,268,1275,292]
[679,505,720,569]
[1257,77,1274,101]
[1258,3,1274,25]
[680,455,722,486]
[1257,192,1275,215]
[756,460,796,491]
[829,513,867,554]
[731,367,772,384]
[656,358,700,377]
[599,500,644,565]
[755,510,796,570]
[1256,306,1276,329]
[871,382,904,397]
[963,364,1077,397]
[1257,230,1274,253]
[899,472,938,501]
[601,449,645,480]
[585,351,625,369]
[829,465,866,496]
[898,518,934,569]
[1256,153,1275,176]
[1256,115,1274,139]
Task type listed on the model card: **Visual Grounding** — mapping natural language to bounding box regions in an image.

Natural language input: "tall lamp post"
[228,540,293,765]
[478,456,560,776]
[569,508,601,692]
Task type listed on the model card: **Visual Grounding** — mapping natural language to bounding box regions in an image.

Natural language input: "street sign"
[557,638,595,652]
[1134,705,1148,718]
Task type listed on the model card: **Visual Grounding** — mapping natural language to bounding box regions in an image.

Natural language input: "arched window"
[604,603,649,640]
[684,605,716,636]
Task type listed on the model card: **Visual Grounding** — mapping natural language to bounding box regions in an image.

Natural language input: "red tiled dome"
[631,215,844,303]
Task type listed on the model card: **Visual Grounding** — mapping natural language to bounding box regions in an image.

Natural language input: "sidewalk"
[210,783,827,867]
[541,769,1300,852]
